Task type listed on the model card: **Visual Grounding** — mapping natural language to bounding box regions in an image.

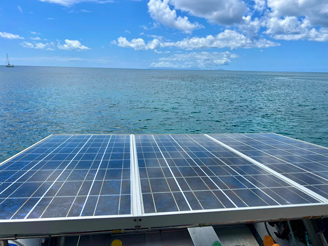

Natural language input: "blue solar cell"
[0,198,28,219]
[185,177,209,191]
[149,179,170,192]
[196,191,226,209]
[12,198,39,219]
[143,194,155,213]
[219,176,247,189]
[183,192,202,210]
[81,196,98,216]
[95,196,120,216]
[42,197,75,218]
[28,197,52,219]
[67,197,87,217]
[233,189,271,207]
[153,193,178,212]
[222,190,247,207]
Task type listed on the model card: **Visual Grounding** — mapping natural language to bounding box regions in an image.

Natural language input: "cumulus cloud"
[31,37,41,40]
[267,0,328,27]
[265,16,310,36]
[57,39,89,50]
[143,0,328,43]
[114,30,279,51]
[116,37,161,50]
[264,16,328,41]
[151,51,238,68]
[164,30,279,49]
[170,0,247,25]
[21,41,55,50]
[148,0,202,33]
[39,0,113,6]
[0,32,24,39]
[253,0,266,12]
[238,16,262,38]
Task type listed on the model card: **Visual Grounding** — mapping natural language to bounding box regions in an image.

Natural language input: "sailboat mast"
[6,53,8,65]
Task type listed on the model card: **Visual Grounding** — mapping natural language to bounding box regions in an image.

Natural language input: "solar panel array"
[1,133,328,235]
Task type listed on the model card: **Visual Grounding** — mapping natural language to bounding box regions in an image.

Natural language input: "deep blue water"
[1,66,328,162]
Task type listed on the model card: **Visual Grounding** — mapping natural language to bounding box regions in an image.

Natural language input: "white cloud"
[21,42,34,48]
[31,37,41,40]
[148,34,164,40]
[81,9,91,12]
[253,0,328,43]
[57,39,90,50]
[114,30,280,51]
[148,0,202,33]
[253,0,266,12]
[0,32,24,39]
[170,0,247,25]
[265,16,309,36]
[267,0,328,27]
[265,16,328,41]
[35,42,47,49]
[151,51,238,68]
[31,31,41,35]
[154,49,170,53]
[164,30,279,49]
[39,0,113,7]
[239,16,261,38]
[116,37,161,50]
[18,5,23,13]
[140,23,159,30]
[21,42,55,50]
[125,30,131,34]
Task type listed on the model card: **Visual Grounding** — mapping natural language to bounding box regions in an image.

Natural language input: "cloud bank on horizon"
[1,0,328,70]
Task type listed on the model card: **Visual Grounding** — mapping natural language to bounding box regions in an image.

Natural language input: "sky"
[1,0,328,71]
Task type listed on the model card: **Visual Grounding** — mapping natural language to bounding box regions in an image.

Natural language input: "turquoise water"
[1,66,328,162]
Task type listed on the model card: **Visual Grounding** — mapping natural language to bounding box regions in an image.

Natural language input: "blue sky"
[1,0,328,71]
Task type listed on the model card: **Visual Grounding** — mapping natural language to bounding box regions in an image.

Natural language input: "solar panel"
[1,133,328,236]
[208,133,328,200]
[0,134,136,235]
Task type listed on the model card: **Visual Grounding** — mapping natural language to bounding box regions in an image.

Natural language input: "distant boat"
[6,53,14,67]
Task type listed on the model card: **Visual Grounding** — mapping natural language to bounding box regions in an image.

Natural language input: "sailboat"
[6,53,14,67]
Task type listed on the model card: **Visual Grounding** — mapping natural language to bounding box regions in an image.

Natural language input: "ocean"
[1,66,328,162]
